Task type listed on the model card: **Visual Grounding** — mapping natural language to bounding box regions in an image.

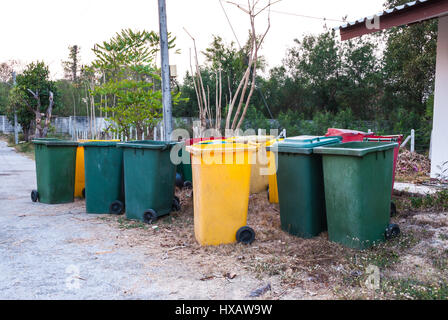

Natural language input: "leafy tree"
[90,29,181,139]
[5,62,58,140]
[62,45,81,83]
[0,82,10,114]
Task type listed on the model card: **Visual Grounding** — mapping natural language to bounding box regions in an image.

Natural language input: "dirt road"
[0,140,298,300]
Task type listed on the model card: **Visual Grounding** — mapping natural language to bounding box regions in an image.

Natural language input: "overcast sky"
[0,0,385,80]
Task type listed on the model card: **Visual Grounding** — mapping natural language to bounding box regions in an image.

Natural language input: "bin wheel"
[183,181,192,189]
[267,186,270,202]
[172,197,181,211]
[31,190,39,202]
[236,226,255,245]
[385,224,400,240]
[175,172,184,189]
[109,200,124,215]
[143,209,157,224]
[390,201,397,217]
[82,188,85,199]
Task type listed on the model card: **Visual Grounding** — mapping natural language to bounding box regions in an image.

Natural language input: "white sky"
[0,0,385,81]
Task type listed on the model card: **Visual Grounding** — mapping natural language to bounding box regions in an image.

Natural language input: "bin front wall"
[276,152,327,238]
[267,150,279,203]
[123,148,176,221]
[191,151,252,246]
[322,150,394,249]
[84,146,124,213]
[35,144,77,204]
[74,145,85,197]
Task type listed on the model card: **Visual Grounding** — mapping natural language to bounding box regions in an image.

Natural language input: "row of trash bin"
[31,128,402,250]
[31,139,180,225]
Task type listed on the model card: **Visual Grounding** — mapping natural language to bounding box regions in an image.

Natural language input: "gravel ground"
[0,141,271,300]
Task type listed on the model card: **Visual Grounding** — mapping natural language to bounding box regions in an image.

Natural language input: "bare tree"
[185,0,275,135]
[26,89,54,138]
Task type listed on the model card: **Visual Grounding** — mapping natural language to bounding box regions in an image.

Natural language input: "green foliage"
[90,29,181,138]
[5,61,57,140]
[0,82,10,114]
[242,105,271,131]
[409,190,448,211]
[386,278,448,300]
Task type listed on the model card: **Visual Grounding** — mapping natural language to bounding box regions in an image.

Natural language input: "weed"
[383,278,448,300]
[117,217,147,230]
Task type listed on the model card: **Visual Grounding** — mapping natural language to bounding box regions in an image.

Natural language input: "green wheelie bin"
[31,139,78,204]
[314,141,400,249]
[81,141,125,214]
[268,136,342,238]
[117,140,180,223]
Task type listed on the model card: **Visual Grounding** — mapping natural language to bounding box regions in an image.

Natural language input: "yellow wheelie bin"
[186,141,257,246]
[231,135,275,194]
[74,139,119,198]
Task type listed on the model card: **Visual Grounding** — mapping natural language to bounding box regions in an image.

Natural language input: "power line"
[218,0,275,119]
[219,0,242,49]
[229,1,344,23]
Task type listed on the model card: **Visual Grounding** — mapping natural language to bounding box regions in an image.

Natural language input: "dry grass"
[97,187,448,299]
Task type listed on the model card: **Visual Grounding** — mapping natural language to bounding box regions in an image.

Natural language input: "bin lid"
[32,139,78,146]
[313,141,398,157]
[184,137,224,146]
[117,140,178,150]
[269,136,342,154]
[80,141,120,147]
[325,128,373,136]
[186,142,256,155]
[231,135,275,143]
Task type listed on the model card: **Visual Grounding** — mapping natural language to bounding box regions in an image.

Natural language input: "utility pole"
[12,71,18,145]
[158,0,173,141]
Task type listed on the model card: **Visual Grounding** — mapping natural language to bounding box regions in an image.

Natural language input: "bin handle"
[364,137,398,142]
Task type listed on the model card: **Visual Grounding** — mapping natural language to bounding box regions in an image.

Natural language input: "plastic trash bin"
[117,140,180,223]
[186,141,257,246]
[31,139,78,204]
[268,136,342,238]
[81,141,124,214]
[314,141,399,249]
[231,135,275,194]
[74,139,120,198]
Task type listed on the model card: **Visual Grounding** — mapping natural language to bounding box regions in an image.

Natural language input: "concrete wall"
[431,16,448,179]
[0,116,21,133]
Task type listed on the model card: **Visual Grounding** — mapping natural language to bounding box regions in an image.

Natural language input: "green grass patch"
[384,278,448,300]
[117,217,148,230]
[394,190,448,212]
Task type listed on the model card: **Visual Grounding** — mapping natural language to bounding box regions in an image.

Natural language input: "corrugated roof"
[335,0,429,30]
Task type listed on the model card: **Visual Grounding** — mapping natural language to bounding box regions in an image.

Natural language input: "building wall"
[431,15,448,178]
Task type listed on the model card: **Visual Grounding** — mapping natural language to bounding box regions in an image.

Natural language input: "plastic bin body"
[82,141,124,214]
[231,135,275,194]
[74,139,119,197]
[271,136,342,238]
[364,135,403,196]
[314,142,397,249]
[118,140,178,221]
[186,142,256,246]
[33,139,78,204]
